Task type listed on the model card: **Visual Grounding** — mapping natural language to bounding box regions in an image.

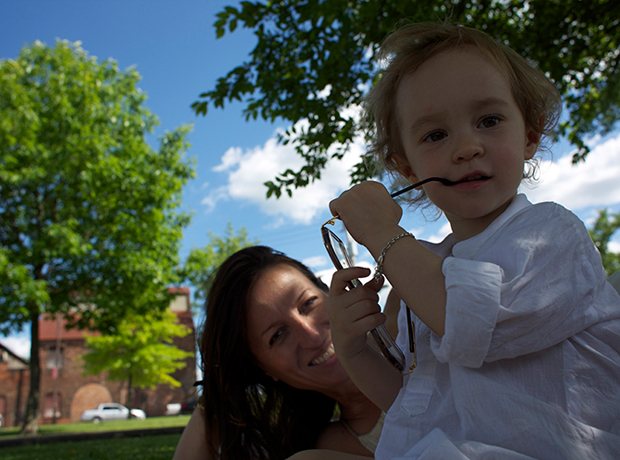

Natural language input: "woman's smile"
[310,344,336,366]
[246,264,350,390]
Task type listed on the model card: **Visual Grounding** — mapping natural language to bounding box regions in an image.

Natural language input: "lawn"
[1,433,182,460]
[0,416,190,460]
[0,415,190,439]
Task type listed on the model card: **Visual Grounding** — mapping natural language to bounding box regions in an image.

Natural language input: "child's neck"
[448,195,516,242]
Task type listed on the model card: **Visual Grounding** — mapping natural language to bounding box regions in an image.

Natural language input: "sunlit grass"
[0,415,190,439]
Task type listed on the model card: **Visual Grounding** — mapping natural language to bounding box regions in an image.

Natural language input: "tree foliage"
[0,40,195,432]
[82,310,192,416]
[181,223,258,311]
[589,208,620,277]
[194,0,620,197]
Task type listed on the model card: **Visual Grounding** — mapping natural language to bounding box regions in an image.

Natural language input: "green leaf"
[196,0,620,197]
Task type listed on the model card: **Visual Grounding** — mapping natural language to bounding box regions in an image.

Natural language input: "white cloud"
[212,146,244,172]
[207,125,365,225]
[302,255,328,268]
[201,185,229,212]
[424,221,452,243]
[0,336,30,359]
[522,134,620,211]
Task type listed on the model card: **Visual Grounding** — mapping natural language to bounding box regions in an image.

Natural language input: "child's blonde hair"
[365,22,562,198]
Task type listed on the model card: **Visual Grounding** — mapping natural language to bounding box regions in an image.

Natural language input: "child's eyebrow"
[471,96,511,111]
[407,113,444,134]
[407,96,512,134]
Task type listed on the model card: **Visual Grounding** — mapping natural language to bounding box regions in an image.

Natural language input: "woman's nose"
[296,318,323,348]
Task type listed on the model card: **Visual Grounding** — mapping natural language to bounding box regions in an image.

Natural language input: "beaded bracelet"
[374,232,415,283]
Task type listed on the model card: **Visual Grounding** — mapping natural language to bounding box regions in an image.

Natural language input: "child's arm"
[383,288,401,339]
[328,266,402,412]
[330,181,447,337]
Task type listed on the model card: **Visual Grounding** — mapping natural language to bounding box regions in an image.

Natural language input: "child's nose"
[453,134,483,162]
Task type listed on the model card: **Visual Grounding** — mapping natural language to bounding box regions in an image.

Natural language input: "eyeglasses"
[321,221,416,374]
[320,177,452,374]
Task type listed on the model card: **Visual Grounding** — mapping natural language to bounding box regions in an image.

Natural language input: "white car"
[80,402,146,423]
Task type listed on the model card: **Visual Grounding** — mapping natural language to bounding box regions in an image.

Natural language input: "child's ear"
[394,155,420,186]
[524,128,542,160]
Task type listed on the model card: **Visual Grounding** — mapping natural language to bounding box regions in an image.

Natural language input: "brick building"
[0,287,197,427]
[0,342,30,427]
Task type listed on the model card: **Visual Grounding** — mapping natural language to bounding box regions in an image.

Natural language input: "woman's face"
[246,264,349,392]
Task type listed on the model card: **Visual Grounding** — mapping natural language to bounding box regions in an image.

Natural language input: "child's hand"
[329,181,403,248]
[327,266,386,365]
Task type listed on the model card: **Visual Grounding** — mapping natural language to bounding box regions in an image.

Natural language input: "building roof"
[39,316,89,341]
[39,287,193,342]
[0,341,30,366]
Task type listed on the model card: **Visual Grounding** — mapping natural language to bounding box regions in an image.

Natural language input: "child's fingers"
[328,289,385,361]
[328,182,404,247]
[328,272,384,328]
[328,266,372,295]
[365,273,385,293]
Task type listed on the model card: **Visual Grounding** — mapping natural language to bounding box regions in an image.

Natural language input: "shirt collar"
[452,194,532,259]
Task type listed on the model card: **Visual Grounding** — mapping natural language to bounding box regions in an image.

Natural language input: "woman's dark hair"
[200,245,336,460]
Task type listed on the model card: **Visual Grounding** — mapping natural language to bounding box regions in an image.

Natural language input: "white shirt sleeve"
[432,202,610,368]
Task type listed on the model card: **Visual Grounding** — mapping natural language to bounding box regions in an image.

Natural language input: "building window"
[46,347,63,369]
[43,393,61,419]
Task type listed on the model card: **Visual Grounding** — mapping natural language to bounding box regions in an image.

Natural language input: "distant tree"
[182,223,258,311]
[82,310,192,418]
[589,209,620,277]
[0,40,194,434]
[194,0,620,197]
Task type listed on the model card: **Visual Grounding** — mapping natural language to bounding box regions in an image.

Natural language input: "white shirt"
[376,195,620,460]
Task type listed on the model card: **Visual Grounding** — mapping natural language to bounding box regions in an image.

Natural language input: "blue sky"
[2,1,620,357]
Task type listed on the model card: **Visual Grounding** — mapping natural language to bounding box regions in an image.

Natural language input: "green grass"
[1,433,182,460]
[0,415,190,439]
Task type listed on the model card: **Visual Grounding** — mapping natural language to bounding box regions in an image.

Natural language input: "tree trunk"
[126,372,133,420]
[21,311,40,435]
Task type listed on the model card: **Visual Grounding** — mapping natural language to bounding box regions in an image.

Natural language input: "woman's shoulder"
[172,408,210,460]
[315,420,374,457]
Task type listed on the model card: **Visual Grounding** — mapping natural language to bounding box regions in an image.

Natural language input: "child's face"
[395,48,540,240]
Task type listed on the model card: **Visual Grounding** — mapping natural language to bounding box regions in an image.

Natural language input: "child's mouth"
[454,174,490,184]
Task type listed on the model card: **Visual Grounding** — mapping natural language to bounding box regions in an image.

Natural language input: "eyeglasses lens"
[328,231,352,269]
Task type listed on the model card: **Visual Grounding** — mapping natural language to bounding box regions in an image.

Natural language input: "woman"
[173,246,399,460]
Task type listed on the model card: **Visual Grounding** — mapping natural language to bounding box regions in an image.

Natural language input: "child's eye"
[478,115,501,129]
[423,131,447,143]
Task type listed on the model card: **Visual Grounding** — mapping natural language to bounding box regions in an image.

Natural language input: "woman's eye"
[423,131,447,143]
[301,296,318,314]
[269,329,284,346]
[479,115,500,128]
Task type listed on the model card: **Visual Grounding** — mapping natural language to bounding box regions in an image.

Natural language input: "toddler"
[325,22,620,460]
